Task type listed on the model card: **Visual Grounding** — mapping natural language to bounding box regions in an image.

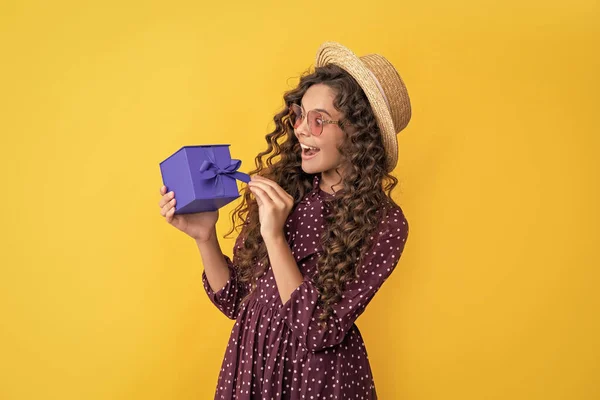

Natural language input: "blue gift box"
[159,145,250,214]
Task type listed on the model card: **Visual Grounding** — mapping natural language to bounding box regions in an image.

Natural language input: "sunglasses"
[288,103,345,136]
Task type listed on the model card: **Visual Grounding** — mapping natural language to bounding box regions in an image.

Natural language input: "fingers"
[251,175,284,194]
[252,188,263,207]
[160,197,176,217]
[249,185,271,208]
[159,187,176,218]
[165,205,176,223]
[252,175,293,204]
[249,176,293,207]
[158,190,175,208]
[160,185,167,195]
[249,180,284,207]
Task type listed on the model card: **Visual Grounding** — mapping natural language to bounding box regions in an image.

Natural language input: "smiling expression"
[294,83,348,177]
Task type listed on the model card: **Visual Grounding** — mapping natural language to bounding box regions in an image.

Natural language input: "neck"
[319,170,344,194]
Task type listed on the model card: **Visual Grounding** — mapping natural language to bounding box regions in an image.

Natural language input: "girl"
[158,41,411,399]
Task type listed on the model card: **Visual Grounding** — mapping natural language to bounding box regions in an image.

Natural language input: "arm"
[277,209,409,352]
[197,227,230,292]
[264,235,304,304]
[200,227,249,320]
[247,174,304,304]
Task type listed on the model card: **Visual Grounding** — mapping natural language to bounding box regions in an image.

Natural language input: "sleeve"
[201,230,249,320]
[277,207,409,353]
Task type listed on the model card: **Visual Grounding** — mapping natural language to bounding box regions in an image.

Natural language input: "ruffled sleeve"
[277,205,409,352]
[201,229,249,320]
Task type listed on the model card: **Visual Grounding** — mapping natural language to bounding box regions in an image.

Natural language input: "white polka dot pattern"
[201,175,409,399]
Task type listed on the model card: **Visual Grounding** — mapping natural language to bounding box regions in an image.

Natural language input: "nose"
[294,113,311,137]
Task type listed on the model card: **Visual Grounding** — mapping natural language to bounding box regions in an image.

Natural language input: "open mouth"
[300,143,321,157]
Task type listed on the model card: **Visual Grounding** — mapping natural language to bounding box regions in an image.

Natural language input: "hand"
[158,185,219,242]
[247,175,294,241]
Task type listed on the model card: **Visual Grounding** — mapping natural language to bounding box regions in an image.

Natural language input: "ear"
[342,122,356,136]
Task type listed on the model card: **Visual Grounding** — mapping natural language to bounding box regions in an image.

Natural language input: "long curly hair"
[225,64,401,328]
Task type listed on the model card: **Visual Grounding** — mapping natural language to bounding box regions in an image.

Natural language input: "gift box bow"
[198,157,250,197]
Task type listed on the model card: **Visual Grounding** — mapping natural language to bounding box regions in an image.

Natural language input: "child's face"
[294,83,348,176]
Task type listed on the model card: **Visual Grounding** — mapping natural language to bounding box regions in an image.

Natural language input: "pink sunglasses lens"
[290,105,302,128]
[307,110,323,136]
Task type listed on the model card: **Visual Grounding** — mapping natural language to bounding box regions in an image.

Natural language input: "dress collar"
[311,174,320,192]
[310,174,336,198]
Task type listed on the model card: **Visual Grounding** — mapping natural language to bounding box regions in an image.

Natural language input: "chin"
[301,158,330,173]
[300,163,320,174]
[300,151,341,175]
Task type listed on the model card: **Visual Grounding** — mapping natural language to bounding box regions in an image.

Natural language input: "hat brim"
[315,41,398,172]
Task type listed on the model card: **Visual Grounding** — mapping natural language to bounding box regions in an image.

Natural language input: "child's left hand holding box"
[159,144,250,214]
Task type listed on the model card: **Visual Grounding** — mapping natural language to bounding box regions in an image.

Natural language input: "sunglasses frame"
[288,103,345,136]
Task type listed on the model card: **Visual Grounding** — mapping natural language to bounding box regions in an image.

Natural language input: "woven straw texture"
[315,42,411,172]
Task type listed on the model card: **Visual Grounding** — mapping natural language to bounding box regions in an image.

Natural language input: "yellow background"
[1,0,599,399]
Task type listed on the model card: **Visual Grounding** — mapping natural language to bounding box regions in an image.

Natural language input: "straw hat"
[315,41,411,172]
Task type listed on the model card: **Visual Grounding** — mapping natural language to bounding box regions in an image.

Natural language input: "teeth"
[300,144,319,151]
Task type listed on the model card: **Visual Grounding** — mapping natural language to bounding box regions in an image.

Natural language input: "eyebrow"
[300,101,333,118]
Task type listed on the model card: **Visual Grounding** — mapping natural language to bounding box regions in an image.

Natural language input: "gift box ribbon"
[198,157,250,197]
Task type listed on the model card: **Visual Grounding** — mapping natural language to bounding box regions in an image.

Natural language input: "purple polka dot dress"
[202,174,409,399]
